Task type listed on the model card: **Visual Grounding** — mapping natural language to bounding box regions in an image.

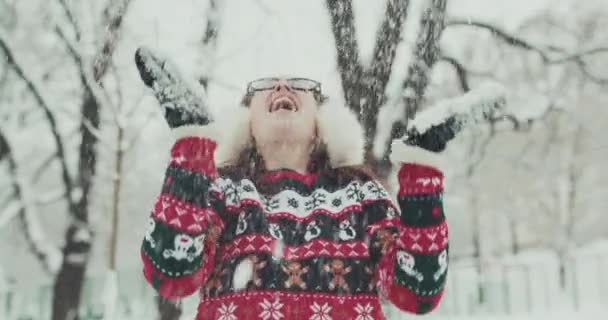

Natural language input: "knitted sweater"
[141,135,448,320]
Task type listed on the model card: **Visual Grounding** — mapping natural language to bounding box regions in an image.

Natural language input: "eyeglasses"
[246,77,322,95]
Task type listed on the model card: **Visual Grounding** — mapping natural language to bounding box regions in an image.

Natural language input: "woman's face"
[248,78,319,147]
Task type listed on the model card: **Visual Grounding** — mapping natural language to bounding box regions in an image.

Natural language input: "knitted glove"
[135,47,213,128]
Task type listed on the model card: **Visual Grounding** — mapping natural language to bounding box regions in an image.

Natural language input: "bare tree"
[0,0,133,319]
[324,0,608,180]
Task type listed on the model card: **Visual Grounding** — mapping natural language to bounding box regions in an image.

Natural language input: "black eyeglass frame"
[242,77,327,106]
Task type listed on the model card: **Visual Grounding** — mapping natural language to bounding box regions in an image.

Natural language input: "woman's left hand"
[401,117,459,153]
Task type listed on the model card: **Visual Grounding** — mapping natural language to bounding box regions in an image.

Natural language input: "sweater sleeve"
[368,143,448,315]
[141,126,226,299]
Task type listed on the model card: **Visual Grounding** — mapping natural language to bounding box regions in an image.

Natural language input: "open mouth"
[269,96,298,113]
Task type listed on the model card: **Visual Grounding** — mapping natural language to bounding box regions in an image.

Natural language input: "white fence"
[2,252,607,319]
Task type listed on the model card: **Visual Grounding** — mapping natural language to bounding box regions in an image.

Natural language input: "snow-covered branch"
[373,0,447,163]
[0,200,20,229]
[447,19,546,57]
[408,82,506,132]
[54,11,115,113]
[439,55,471,92]
[95,0,134,80]
[399,0,447,118]
[56,0,81,41]
[446,18,608,84]
[198,0,223,88]
[489,102,560,132]
[367,0,410,99]
[0,130,62,274]
[0,32,76,208]
[325,0,364,114]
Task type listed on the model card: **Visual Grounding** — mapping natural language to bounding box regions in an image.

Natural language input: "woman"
[138,63,449,318]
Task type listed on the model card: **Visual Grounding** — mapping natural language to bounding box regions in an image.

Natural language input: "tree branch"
[368,0,410,98]
[199,0,222,88]
[549,47,608,64]
[378,0,447,165]
[0,129,61,274]
[0,34,76,210]
[57,0,81,41]
[95,0,134,81]
[325,0,365,113]
[71,0,132,223]
[400,0,447,116]
[447,19,548,59]
[440,54,470,92]
[54,26,108,110]
[446,18,608,84]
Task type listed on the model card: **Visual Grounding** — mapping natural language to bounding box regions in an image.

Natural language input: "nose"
[273,79,293,92]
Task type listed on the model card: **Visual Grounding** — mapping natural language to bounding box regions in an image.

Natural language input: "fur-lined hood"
[173,101,366,169]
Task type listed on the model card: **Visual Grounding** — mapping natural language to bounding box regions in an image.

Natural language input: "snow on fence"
[436,251,608,316]
[1,253,607,319]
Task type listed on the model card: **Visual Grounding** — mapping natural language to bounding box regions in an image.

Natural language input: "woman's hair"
[219,92,377,183]
[217,136,377,183]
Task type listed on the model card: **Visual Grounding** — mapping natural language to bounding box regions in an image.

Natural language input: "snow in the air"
[1,0,607,319]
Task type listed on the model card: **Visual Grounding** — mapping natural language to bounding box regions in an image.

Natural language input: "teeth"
[271,97,296,112]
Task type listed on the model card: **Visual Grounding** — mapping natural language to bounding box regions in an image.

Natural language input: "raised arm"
[368,119,460,314]
[136,48,225,299]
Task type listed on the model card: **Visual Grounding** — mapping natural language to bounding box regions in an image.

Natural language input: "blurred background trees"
[0,0,607,319]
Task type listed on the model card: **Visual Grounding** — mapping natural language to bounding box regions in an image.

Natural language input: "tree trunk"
[559,258,567,289]
[156,297,182,320]
[509,216,519,254]
[51,224,92,320]
[52,91,99,320]
[109,123,124,270]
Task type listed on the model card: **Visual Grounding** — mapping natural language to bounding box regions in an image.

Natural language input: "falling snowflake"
[354,303,374,320]
[259,298,284,320]
[217,302,237,320]
[310,302,332,320]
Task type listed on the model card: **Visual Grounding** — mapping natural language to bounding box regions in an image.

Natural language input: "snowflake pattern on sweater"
[141,136,448,319]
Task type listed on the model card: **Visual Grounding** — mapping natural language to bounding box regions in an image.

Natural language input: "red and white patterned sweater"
[141,136,448,319]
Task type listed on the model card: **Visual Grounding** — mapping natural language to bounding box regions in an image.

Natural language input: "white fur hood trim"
[389,139,444,169]
[171,102,366,168]
[316,101,365,167]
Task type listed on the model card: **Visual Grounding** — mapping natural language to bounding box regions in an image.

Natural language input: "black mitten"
[135,47,213,128]
[403,117,460,153]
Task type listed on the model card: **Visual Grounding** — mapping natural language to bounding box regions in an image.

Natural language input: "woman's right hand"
[135,47,213,128]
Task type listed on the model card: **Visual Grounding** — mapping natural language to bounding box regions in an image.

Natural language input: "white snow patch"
[65,253,88,265]
[70,187,83,203]
[374,82,507,159]
[73,227,92,243]
[0,200,22,229]
[372,0,429,159]
[373,101,406,158]
[409,82,507,133]
[233,258,253,290]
